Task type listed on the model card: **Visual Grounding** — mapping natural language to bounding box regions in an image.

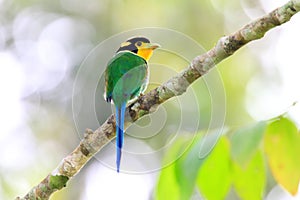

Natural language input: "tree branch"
[17,0,300,199]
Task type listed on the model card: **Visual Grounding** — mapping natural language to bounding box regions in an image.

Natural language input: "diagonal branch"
[16,0,300,199]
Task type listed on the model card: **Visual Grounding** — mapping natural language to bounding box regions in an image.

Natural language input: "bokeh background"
[1,0,300,199]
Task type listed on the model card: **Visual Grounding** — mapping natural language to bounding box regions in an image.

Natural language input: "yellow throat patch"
[137,49,153,61]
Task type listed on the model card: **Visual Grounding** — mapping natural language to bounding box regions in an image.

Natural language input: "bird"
[104,36,160,172]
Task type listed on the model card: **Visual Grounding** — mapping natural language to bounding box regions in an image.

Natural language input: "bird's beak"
[143,43,161,50]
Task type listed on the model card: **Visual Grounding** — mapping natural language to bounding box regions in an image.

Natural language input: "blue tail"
[115,103,126,172]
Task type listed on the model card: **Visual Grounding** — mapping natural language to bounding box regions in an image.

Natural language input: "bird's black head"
[116,36,160,61]
[116,36,151,53]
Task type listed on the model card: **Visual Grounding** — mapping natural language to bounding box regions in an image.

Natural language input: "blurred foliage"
[264,118,300,196]
[197,137,231,200]
[155,117,300,200]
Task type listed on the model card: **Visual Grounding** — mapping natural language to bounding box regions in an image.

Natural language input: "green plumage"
[104,50,149,172]
[105,51,148,106]
[104,36,158,172]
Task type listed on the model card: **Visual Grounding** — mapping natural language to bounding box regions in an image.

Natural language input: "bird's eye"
[136,41,142,46]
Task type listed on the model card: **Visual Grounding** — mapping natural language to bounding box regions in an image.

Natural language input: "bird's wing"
[104,51,148,106]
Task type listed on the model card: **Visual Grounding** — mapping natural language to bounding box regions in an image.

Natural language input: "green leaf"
[155,135,195,200]
[155,162,180,200]
[232,150,266,200]
[231,121,266,165]
[196,137,231,200]
[264,117,300,195]
[175,131,221,199]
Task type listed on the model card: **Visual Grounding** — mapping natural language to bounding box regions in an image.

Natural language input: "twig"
[16,0,300,199]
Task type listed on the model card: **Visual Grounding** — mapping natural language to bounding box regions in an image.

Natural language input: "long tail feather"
[115,103,126,172]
